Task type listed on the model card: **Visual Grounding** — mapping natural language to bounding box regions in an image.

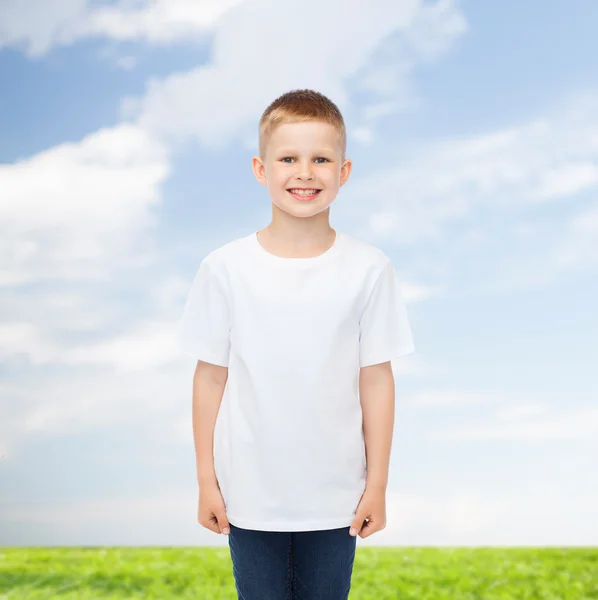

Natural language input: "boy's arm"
[359,361,395,490]
[192,361,228,488]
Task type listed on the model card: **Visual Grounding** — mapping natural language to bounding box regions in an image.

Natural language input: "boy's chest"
[228,266,365,347]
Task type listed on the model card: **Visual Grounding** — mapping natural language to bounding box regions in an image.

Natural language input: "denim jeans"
[227,523,357,600]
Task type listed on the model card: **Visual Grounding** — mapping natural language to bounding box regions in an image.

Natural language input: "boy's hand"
[198,483,230,536]
[349,486,387,539]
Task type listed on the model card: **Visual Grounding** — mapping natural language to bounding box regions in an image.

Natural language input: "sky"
[1,0,597,548]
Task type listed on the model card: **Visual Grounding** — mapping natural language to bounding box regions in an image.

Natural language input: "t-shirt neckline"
[249,230,343,266]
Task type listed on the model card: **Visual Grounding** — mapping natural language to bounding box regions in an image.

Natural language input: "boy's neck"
[257,226,337,259]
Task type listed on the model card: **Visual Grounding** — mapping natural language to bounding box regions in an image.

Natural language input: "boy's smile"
[286,188,322,202]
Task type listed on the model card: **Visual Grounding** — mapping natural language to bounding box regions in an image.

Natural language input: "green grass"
[1,547,596,599]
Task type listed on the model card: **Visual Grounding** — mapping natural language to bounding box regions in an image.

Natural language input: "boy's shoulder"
[339,231,390,266]
[197,235,246,268]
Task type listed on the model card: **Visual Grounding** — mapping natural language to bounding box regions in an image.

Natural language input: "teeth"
[289,189,319,195]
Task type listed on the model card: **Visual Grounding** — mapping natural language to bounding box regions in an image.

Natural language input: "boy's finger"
[202,520,220,535]
[217,515,230,535]
[359,520,375,538]
[349,517,363,536]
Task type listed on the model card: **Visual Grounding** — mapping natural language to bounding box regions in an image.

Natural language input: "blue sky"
[1,0,597,547]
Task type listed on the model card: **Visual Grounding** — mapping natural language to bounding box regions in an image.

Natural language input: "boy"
[178,89,415,599]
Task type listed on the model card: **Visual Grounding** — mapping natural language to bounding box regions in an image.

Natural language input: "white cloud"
[341,96,598,246]
[435,405,598,442]
[0,123,170,285]
[350,0,466,122]
[0,123,179,457]
[0,319,179,371]
[402,0,469,61]
[3,485,597,546]
[379,486,598,546]
[331,92,598,294]
[62,320,179,370]
[362,101,407,121]
[0,0,244,57]
[406,389,495,407]
[0,322,40,361]
[570,203,598,233]
[554,202,598,270]
[533,162,598,201]
[115,55,138,70]
[349,127,375,146]
[0,0,87,57]
[400,281,440,302]
[0,0,466,78]
[0,359,194,462]
[495,403,548,421]
[0,489,218,547]
[72,0,244,44]
[125,0,465,148]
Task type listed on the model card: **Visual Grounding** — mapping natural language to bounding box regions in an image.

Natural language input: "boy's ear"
[252,156,268,187]
[340,158,352,187]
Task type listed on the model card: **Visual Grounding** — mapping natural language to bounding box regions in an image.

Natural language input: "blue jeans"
[227,523,357,599]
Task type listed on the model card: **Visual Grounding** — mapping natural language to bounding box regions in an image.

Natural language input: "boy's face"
[252,121,352,218]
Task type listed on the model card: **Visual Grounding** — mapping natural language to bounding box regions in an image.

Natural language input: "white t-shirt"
[177,230,415,532]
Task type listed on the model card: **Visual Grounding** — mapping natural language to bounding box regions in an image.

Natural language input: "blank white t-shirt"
[177,230,415,532]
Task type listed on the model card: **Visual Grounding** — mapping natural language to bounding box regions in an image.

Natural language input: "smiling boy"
[178,88,415,599]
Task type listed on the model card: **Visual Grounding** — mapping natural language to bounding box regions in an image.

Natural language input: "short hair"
[258,89,347,162]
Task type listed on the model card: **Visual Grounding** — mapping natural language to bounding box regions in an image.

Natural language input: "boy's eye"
[281,157,329,163]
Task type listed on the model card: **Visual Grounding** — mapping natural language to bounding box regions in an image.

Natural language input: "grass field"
[1,547,596,599]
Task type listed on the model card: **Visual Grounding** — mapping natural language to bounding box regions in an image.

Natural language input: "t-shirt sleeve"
[359,260,415,368]
[177,258,231,367]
